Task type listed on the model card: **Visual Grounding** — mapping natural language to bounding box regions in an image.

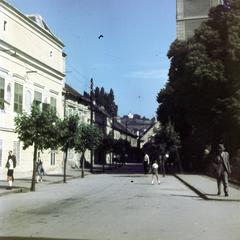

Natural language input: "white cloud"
[125,69,168,80]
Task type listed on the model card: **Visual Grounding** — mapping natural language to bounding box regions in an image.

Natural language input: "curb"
[0,187,29,197]
[174,174,209,200]
[0,174,87,197]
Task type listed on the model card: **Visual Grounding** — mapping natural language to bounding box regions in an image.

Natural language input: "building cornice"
[177,15,208,21]
[0,40,65,80]
[0,0,64,48]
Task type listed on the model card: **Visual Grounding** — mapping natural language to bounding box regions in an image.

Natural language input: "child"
[151,160,160,185]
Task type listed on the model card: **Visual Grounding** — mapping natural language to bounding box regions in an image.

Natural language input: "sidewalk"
[175,174,240,201]
[0,164,120,197]
[0,168,88,197]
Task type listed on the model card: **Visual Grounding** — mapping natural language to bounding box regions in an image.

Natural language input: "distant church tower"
[176,0,223,40]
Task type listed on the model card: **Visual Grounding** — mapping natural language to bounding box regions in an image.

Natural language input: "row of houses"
[0,0,141,177]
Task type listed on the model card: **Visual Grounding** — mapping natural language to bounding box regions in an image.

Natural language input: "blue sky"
[7,0,176,118]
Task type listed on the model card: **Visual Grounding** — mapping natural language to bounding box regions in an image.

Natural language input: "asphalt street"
[0,164,239,240]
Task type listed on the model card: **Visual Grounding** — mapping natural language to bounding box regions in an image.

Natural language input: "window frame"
[50,150,56,166]
[13,140,20,166]
[14,82,23,113]
[34,90,42,108]
[0,76,5,110]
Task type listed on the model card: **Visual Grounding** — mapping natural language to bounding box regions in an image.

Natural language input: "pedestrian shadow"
[0,185,25,190]
[13,178,32,182]
[134,183,153,185]
[169,194,201,199]
[0,237,91,240]
[205,193,219,196]
[204,193,240,202]
[112,175,147,178]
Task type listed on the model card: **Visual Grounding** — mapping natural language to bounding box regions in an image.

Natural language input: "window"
[50,96,57,112]
[0,77,4,110]
[14,83,23,113]
[67,149,74,160]
[184,0,210,18]
[13,141,20,166]
[185,19,203,39]
[67,106,75,116]
[34,91,42,108]
[50,150,56,165]
[25,90,32,113]
[0,140,2,167]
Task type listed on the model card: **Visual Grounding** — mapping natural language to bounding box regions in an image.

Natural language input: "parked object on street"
[212,144,231,197]
[5,150,16,190]
[151,160,160,185]
[143,153,150,174]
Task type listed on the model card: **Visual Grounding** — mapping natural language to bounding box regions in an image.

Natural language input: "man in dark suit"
[212,144,231,197]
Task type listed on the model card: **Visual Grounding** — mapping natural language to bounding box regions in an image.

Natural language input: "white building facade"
[0,0,65,176]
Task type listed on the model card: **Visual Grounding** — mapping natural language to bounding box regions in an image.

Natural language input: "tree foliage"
[15,104,58,191]
[75,123,102,177]
[93,87,118,117]
[56,115,79,183]
[157,0,240,171]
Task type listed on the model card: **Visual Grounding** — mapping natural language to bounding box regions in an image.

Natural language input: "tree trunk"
[63,145,69,183]
[90,149,93,173]
[81,152,85,178]
[109,152,112,170]
[176,148,183,173]
[102,152,106,173]
[30,144,38,191]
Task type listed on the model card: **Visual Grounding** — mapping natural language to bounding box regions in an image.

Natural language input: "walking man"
[5,150,16,190]
[143,153,150,174]
[212,144,231,197]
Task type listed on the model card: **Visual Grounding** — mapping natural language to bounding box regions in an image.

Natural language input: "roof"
[113,119,137,138]
[64,83,91,105]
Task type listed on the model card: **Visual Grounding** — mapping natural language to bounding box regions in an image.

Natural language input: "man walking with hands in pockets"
[212,144,231,197]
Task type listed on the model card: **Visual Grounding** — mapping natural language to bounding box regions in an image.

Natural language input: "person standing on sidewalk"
[36,157,45,183]
[143,153,150,174]
[151,160,160,185]
[5,150,16,190]
[212,144,231,197]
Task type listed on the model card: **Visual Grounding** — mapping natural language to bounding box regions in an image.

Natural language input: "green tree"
[106,88,118,117]
[56,115,79,183]
[94,87,118,117]
[75,124,102,178]
[98,133,115,171]
[157,0,240,171]
[15,104,58,191]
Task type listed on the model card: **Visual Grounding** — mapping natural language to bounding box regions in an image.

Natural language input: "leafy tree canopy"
[157,0,240,169]
[15,103,58,150]
[93,86,118,117]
